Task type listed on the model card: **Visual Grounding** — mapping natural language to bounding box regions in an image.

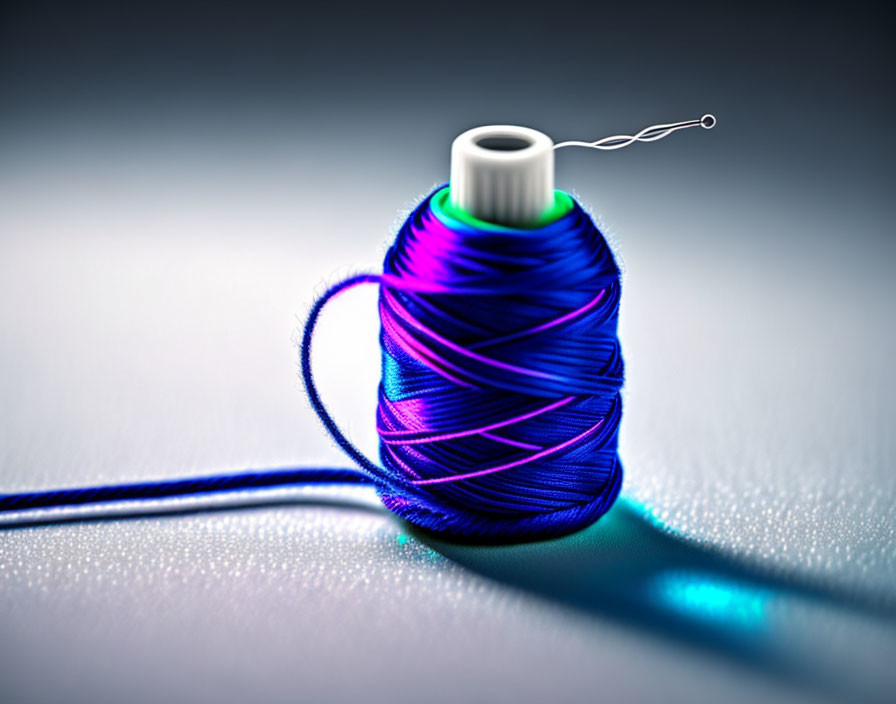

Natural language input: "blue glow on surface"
[650,570,770,634]
[621,496,679,534]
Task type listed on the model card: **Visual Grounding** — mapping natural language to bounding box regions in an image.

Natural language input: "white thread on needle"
[554,114,716,151]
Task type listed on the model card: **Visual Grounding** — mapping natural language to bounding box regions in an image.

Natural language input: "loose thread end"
[553,112,718,152]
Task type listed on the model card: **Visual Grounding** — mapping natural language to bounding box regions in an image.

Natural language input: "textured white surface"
[1,128,895,703]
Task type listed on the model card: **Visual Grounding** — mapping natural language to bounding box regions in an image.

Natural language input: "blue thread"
[0,469,369,513]
[0,186,624,544]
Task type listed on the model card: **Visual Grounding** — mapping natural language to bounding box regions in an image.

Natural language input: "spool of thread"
[305,115,715,540]
[301,124,625,541]
[0,114,716,543]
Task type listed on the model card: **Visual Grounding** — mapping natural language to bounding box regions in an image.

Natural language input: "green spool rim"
[430,187,574,232]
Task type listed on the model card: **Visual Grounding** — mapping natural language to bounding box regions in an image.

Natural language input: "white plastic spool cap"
[450,125,554,227]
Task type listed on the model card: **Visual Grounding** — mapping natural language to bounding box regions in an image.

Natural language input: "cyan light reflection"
[621,496,678,534]
[650,570,770,634]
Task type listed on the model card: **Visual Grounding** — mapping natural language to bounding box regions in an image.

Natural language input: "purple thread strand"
[412,418,606,486]
[381,287,565,382]
[377,396,575,443]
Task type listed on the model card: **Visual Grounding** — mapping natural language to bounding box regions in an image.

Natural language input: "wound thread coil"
[299,185,625,542]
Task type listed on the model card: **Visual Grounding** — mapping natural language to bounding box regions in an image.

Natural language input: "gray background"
[1,1,894,702]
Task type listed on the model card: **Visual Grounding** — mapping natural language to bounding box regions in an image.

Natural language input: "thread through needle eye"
[554,114,716,151]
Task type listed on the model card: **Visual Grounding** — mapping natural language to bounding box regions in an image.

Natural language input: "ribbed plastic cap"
[449,125,554,227]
